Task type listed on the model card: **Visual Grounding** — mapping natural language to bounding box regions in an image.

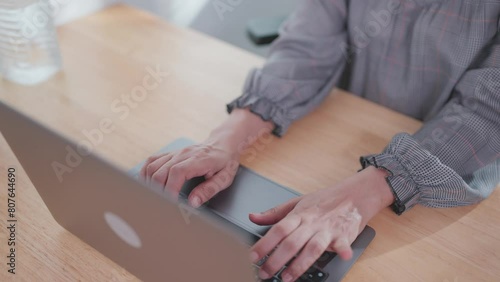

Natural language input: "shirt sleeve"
[361,34,500,215]
[227,0,348,136]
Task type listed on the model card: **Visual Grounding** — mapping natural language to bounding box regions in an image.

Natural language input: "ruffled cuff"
[227,94,291,137]
[227,68,299,137]
[360,151,419,215]
[360,133,466,215]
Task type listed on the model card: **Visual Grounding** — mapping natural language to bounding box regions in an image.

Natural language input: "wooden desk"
[0,5,498,282]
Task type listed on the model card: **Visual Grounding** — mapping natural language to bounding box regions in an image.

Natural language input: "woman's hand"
[139,139,239,207]
[249,166,394,282]
[139,108,274,207]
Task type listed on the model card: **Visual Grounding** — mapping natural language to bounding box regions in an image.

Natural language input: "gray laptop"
[0,100,375,282]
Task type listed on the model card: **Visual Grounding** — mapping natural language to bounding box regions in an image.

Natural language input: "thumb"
[188,165,237,208]
[249,197,301,225]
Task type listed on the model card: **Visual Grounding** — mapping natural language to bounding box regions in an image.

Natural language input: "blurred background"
[55,0,299,57]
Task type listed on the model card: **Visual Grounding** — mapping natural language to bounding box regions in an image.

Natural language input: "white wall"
[54,0,119,26]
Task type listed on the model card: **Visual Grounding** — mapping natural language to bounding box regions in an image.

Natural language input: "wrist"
[345,166,394,223]
[206,108,274,155]
[362,166,395,210]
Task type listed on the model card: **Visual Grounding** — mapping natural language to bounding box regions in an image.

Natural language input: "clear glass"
[0,0,62,85]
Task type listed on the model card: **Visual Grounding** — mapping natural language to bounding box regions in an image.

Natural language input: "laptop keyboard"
[253,264,329,282]
[252,250,335,282]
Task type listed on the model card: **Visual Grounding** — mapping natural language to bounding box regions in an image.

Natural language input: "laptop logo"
[104,212,142,249]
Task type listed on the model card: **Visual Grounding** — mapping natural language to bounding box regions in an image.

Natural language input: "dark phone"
[247,16,288,45]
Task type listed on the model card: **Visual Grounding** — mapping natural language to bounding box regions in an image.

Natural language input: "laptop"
[0,100,375,282]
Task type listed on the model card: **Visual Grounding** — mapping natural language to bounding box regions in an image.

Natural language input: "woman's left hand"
[249,166,394,282]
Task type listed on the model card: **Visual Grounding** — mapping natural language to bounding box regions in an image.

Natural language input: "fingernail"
[282,273,293,282]
[249,251,258,262]
[191,196,201,208]
[259,269,271,279]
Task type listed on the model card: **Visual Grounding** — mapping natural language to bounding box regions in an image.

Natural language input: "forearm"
[361,33,500,214]
[206,108,274,155]
[226,0,348,137]
[355,166,395,217]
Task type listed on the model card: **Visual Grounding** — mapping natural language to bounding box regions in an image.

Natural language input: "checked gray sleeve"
[227,0,348,136]
[361,35,500,215]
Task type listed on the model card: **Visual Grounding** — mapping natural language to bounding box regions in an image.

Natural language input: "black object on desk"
[247,16,287,45]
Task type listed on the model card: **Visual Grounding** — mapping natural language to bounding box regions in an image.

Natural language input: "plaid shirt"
[228,0,500,214]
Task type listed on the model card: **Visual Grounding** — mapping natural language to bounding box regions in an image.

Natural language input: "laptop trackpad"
[205,167,300,236]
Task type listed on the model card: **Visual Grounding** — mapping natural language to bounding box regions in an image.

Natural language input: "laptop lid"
[0,101,255,282]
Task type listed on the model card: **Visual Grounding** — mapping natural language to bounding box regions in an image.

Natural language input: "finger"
[146,146,198,182]
[249,197,301,226]
[324,222,355,260]
[139,153,167,179]
[327,209,361,260]
[331,236,353,261]
[148,152,192,186]
[279,231,331,282]
[259,226,315,279]
[249,214,301,264]
[147,155,175,187]
[188,164,238,207]
[145,154,173,184]
[164,158,214,199]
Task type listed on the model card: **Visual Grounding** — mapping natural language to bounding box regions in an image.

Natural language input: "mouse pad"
[129,138,301,236]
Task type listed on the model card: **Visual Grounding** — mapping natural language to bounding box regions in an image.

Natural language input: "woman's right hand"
[139,108,275,207]
[139,138,240,208]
